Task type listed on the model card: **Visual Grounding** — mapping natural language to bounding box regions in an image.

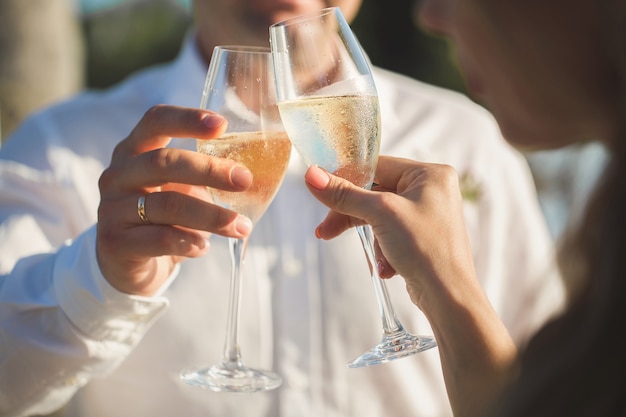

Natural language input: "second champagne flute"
[179,46,290,392]
[270,7,437,368]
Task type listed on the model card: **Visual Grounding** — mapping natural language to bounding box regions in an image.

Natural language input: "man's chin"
[269,9,309,24]
[241,4,325,43]
[247,2,324,26]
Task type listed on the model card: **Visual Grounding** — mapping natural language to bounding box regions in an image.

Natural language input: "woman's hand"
[304,156,476,310]
[96,105,253,296]
[304,155,518,417]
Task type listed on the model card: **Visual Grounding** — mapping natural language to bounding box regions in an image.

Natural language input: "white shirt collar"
[158,31,210,109]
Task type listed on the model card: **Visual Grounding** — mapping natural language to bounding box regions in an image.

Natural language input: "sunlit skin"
[417,0,621,151]
[193,0,363,64]
[96,107,254,296]
[301,1,625,416]
[305,158,517,417]
[96,0,366,297]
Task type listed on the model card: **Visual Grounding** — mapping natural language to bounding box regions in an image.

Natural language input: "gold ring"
[137,195,150,224]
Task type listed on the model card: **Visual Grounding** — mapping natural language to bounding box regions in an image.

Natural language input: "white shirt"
[0,36,564,417]
[525,142,608,240]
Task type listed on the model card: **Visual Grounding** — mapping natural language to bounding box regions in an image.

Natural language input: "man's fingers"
[101,147,253,192]
[139,191,252,236]
[119,105,227,155]
[98,191,253,238]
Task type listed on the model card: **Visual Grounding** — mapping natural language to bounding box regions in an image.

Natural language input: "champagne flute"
[269,7,437,368]
[180,45,290,392]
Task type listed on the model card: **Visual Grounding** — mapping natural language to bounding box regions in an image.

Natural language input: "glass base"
[180,361,282,393]
[348,331,437,368]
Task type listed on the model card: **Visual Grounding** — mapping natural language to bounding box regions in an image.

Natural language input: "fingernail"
[315,226,322,239]
[305,165,330,190]
[377,260,386,277]
[230,166,253,188]
[201,233,212,248]
[203,114,226,129]
[235,216,253,235]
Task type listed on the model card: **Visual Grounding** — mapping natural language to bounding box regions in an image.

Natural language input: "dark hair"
[489,3,626,413]
[487,140,626,417]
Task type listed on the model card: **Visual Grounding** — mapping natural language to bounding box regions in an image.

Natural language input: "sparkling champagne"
[278,94,380,187]
[197,131,291,224]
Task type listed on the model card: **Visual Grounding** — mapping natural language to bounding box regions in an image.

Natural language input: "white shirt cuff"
[54,226,176,343]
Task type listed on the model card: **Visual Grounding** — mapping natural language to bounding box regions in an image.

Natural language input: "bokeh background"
[0,0,465,139]
[82,0,466,91]
[0,0,606,252]
[0,2,609,416]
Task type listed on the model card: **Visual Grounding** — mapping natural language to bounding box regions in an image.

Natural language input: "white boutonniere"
[459,171,482,203]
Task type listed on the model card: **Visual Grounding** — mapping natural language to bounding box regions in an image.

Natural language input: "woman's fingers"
[304,165,375,220]
[304,158,467,285]
[313,209,365,240]
[374,238,397,279]
[305,164,398,279]
[373,156,429,192]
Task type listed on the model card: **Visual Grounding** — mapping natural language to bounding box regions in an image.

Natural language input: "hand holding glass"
[270,7,437,367]
[180,46,290,392]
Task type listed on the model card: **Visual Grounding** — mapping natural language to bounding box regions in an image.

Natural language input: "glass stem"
[222,237,247,366]
[356,225,403,335]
